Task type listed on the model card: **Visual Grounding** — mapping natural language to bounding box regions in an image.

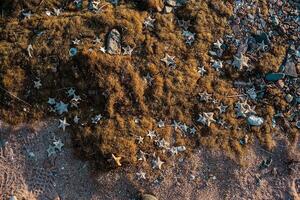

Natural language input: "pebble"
[10,196,17,200]
[285,94,293,103]
[165,0,176,7]
[284,61,298,77]
[106,29,121,55]
[69,48,78,57]
[265,73,285,81]
[247,115,264,126]
[142,194,158,200]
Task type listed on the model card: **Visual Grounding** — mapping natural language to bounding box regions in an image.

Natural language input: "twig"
[0,86,31,107]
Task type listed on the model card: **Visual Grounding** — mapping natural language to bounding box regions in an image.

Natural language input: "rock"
[164,6,173,13]
[247,115,264,126]
[145,0,164,12]
[285,94,294,103]
[142,194,158,200]
[10,196,17,200]
[69,47,78,57]
[284,61,298,77]
[254,32,270,45]
[106,29,121,55]
[265,72,285,81]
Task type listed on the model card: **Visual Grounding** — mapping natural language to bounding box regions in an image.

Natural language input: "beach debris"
[53,8,61,16]
[161,54,176,68]
[55,101,69,115]
[106,29,121,55]
[144,16,156,29]
[27,44,33,58]
[247,115,264,126]
[189,127,196,135]
[58,117,70,131]
[142,194,158,200]
[33,79,42,89]
[69,47,78,57]
[153,156,164,170]
[156,138,170,149]
[147,130,156,140]
[112,154,122,167]
[136,170,146,180]
[265,73,285,81]
[138,150,147,162]
[232,53,249,70]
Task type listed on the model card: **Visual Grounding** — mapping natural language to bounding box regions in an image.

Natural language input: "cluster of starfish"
[47,138,64,157]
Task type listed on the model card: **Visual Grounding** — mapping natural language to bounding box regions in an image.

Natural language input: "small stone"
[166,0,176,7]
[10,195,17,200]
[285,94,294,103]
[106,29,121,55]
[284,61,298,77]
[69,48,78,57]
[142,194,158,200]
[277,80,285,88]
[265,73,285,81]
[247,115,264,126]
[165,6,173,13]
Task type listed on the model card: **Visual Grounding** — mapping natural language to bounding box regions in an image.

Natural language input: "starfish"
[93,37,101,45]
[158,119,165,128]
[112,154,122,167]
[67,88,76,97]
[232,53,249,70]
[47,98,56,105]
[92,114,102,124]
[197,114,207,125]
[169,146,178,156]
[213,39,223,49]
[47,145,56,157]
[198,66,207,76]
[144,73,153,85]
[211,60,223,71]
[136,136,144,144]
[137,150,147,162]
[147,130,156,140]
[172,120,181,131]
[217,103,228,114]
[203,112,216,127]
[157,138,170,149]
[161,54,176,68]
[100,46,106,53]
[183,30,195,45]
[55,101,69,115]
[53,8,61,16]
[73,115,80,124]
[34,79,42,89]
[180,123,189,132]
[178,19,191,30]
[190,127,196,134]
[257,41,268,52]
[58,118,70,132]
[53,139,64,151]
[136,170,146,180]
[199,91,212,102]
[153,156,164,170]
[122,46,134,55]
[72,38,80,45]
[144,16,155,29]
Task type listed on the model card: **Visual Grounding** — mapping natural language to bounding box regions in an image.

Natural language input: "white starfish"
[136,170,146,180]
[198,66,207,76]
[58,118,70,132]
[144,16,155,29]
[147,130,156,140]
[172,120,181,131]
[136,136,144,144]
[72,38,80,45]
[153,156,164,170]
[214,39,223,49]
[158,119,165,128]
[203,112,216,126]
[199,91,212,102]
[92,114,102,124]
[157,138,169,149]
[161,54,176,68]
[100,46,106,53]
[53,139,64,151]
[55,101,69,115]
[122,46,134,55]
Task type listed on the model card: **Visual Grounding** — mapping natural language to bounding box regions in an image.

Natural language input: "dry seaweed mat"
[0,0,299,174]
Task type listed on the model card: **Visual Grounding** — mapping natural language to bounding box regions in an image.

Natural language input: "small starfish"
[153,156,164,170]
[257,41,268,52]
[34,80,42,89]
[136,170,146,180]
[217,103,228,114]
[147,130,156,140]
[67,88,76,97]
[100,46,106,53]
[53,8,61,16]
[232,53,249,70]
[55,101,69,115]
[53,139,64,151]
[72,38,80,45]
[112,154,122,167]
[157,138,170,149]
[92,114,102,124]
[158,119,165,128]
[93,37,101,45]
[178,19,191,30]
[199,91,212,102]
[169,147,178,156]
[198,66,207,76]
[172,120,181,131]
[47,98,56,105]
[122,46,134,55]
[73,115,80,124]
[180,123,189,132]
[136,136,144,144]
[211,60,223,71]
[144,73,153,85]
[197,114,207,125]
[203,112,216,127]
[190,127,196,134]
[137,150,147,162]
[47,145,56,157]
[161,54,176,68]
[58,118,70,132]
[144,16,155,29]
[213,39,223,49]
